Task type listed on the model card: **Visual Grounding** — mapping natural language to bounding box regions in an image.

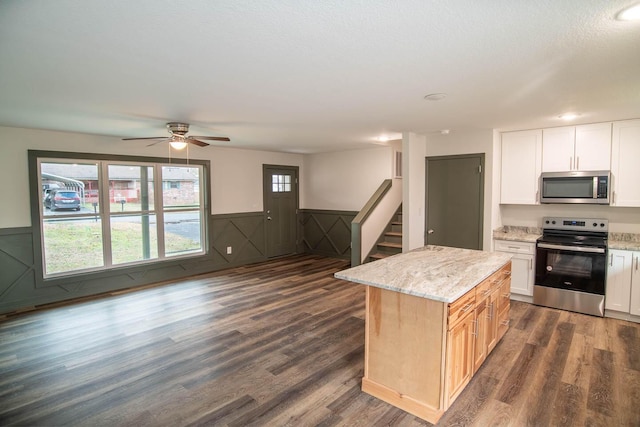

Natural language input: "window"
[272,174,291,192]
[35,156,207,279]
[163,181,180,190]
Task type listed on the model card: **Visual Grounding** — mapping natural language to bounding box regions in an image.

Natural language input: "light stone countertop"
[493,226,640,250]
[492,226,541,243]
[334,245,512,303]
[609,233,640,251]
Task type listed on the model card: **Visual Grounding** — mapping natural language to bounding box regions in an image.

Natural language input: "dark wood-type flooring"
[1,254,639,426]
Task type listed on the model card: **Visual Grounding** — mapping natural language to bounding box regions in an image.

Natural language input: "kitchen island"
[335,245,512,424]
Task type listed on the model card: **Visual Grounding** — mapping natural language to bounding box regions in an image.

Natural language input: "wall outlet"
[226,246,232,255]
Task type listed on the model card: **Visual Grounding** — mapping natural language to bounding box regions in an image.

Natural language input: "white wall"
[302,146,393,211]
[210,146,303,214]
[0,126,303,227]
[424,129,496,250]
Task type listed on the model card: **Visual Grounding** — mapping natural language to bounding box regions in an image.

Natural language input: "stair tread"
[369,252,389,260]
[378,241,402,248]
[385,231,402,237]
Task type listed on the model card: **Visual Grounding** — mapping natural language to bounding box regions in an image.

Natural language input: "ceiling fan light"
[617,3,640,20]
[170,141,187,150]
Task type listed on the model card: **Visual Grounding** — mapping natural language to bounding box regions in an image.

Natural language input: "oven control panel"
[542,217,608,232]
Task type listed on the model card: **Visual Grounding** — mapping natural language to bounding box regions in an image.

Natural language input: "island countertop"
[334,245,512,303]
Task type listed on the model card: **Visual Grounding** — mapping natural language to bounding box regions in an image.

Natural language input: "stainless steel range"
[533,217,608,317]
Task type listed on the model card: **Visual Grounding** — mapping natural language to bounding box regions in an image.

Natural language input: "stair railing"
[351,178,402,267]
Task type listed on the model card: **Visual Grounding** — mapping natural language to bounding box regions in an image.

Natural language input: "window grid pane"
[271,174,292,193]
[108,165,155,213]
[110,214,158,265]
[38,158,206,279]
[43,217,105,275]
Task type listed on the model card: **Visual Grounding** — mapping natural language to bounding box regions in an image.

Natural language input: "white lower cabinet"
[605,249,640,319]
[494,240,535,296]
[629,253,640,316]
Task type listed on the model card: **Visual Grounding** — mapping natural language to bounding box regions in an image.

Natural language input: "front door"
[263,165,298,258]
[425,154,484,250]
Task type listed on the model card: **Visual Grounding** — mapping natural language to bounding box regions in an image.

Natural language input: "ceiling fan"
[123,122,230,150]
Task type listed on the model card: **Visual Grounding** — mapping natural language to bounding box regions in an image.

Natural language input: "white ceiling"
[0,0,638,153]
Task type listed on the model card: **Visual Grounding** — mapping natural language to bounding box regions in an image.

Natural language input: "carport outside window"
[38,159,205,278]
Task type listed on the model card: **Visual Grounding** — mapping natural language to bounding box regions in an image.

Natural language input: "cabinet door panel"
[630,253,640,316]
[542,127,575,172]
[500,130,542,204]
[605,250,632,312]
[611,120,640,207]
[473,300,488,373]
[446,313,474,406]
[575,122,612,171]
[486,290,499,353]
[509,254,534,296]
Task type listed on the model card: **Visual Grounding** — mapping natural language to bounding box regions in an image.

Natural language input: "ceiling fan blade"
[122,136,167,141]
[146,139,170,147]
[187,138,210,147]
[189,136,231,142]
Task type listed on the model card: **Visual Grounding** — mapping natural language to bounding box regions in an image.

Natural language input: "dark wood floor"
[1,254,639,426]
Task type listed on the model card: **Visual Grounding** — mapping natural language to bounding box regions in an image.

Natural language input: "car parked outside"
[44,189,82,211]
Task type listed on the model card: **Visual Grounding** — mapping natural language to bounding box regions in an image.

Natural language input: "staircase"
[368,206,403,262]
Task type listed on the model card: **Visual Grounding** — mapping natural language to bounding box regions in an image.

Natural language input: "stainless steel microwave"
[540,171,610,204]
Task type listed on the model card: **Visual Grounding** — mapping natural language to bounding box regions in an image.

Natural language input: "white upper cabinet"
[500,130,542,204]
[575,123,613,171]
[542,126,575,172]
[542,122,612,172]
[611,119,640,207]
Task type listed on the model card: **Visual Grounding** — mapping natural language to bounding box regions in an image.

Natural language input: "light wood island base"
[361,262,512,424]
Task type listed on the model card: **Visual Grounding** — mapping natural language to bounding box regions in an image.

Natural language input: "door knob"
[427,229,434,234]
[267,216,272,220]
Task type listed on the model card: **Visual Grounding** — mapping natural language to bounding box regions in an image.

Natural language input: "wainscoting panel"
[0,212,268,315]
[301,209,356,259]
[210,212,267,268]
[0,210,353,315]
[0,228,36,307]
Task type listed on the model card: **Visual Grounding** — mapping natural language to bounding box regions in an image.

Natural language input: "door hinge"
[478,165,482,174]
[295,178,298,184]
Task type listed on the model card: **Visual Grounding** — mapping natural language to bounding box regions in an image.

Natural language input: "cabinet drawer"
[476,279,492,302]
[487,265,509,289]
[498,281,511,313]
[494,240,535,255]
[448,288,476,330]
[499,263,512,284]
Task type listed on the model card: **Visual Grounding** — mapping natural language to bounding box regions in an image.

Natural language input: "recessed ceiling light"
[617,3,640,20]
[424,93,447,101]
[440,129,450,135]
[558,113,579,121]
[377,135,390,142]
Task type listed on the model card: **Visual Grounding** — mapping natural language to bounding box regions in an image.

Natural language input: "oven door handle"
[537,243,605,254]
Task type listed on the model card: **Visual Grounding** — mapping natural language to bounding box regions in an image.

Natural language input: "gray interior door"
[425,154,484,250]
[263,165,298,258]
